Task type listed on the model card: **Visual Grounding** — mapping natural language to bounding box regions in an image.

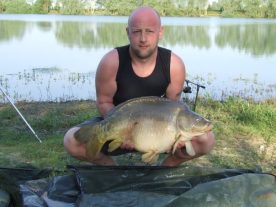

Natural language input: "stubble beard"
[131,45,157,60]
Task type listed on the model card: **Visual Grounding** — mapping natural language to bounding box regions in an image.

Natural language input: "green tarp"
[0,165,275,207]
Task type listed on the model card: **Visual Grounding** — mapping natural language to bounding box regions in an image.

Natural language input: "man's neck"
[130,47,158,64]
[131,53,157,77]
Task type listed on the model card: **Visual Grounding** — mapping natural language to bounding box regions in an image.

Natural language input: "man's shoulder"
[158,46,171,53]
[99,49,119,69]
[115,44,129,52]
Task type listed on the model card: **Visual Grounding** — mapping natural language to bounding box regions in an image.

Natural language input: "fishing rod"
[0,85,42,143]
[183,79,206,111]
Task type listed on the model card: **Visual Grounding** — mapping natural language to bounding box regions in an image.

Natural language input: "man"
[64,6,215,166]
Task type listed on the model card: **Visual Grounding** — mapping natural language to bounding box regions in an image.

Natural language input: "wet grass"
[0,101,98,171]
[194,97,276,174]
[0,98,275,174]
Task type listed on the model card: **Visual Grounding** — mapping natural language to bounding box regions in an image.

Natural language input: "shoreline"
[0,97,275,174]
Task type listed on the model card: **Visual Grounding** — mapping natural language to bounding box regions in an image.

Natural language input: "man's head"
[128,6,161,28]
[126,6,163,59]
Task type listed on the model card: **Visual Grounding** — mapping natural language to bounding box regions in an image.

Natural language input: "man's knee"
[197,131,215,155]
[63,127,82,156]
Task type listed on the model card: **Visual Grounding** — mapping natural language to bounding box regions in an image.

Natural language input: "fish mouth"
[205,122,213,131]
[192,122,213,132]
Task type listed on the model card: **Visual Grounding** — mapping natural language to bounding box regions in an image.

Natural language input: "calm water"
[0,14,276,103]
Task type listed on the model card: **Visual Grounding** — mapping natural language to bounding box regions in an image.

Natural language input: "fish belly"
[131,119,176,153]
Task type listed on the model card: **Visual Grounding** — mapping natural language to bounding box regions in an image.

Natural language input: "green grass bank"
[0,97,275,174]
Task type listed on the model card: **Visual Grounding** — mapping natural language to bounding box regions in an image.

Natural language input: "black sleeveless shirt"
[113,45,171,106]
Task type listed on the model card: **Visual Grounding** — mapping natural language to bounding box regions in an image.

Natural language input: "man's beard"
[131,45,157,59]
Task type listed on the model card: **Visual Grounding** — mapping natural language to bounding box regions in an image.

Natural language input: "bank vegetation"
[0,97,275,174]
[0,0,276,18]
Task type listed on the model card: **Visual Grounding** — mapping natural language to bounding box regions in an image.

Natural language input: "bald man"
[64,6,215,166]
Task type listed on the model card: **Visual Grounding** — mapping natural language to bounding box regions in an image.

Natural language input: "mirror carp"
[75,96,213,164]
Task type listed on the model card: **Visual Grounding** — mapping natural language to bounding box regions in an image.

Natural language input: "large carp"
[75,96,213,164]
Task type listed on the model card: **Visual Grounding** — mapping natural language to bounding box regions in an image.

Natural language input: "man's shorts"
[76,117,136,156]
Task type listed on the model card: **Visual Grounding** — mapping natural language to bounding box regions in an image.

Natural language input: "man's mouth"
[139,45,148,48]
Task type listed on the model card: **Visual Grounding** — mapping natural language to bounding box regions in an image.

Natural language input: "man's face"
[127,13,163,59]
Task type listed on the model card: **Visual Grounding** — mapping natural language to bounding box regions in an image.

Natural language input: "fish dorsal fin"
[106,96,174,117]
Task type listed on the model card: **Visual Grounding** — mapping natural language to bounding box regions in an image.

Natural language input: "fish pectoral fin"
[108,139,123,152]
[173,134,196,157]
[141,151,159,164]
[185,141,196,156]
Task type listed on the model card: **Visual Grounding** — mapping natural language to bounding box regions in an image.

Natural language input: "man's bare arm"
[166,52,186,100]
[95,49,119,117]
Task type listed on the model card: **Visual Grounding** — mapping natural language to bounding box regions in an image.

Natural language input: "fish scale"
[75,96,213,164]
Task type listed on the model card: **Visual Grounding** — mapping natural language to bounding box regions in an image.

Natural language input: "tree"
[0,0,6,12]
[243,0,264,17]
[266,0,276,18]
[4,0,32,14]
[32,0,51,14]
[82,0,98,14]
[100,0,137,15]
[59,0,85,15]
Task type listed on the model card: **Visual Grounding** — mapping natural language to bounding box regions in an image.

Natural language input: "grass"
[0,97,275,174]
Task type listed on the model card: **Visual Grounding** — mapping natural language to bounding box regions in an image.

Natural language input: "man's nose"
[140,31,147,42]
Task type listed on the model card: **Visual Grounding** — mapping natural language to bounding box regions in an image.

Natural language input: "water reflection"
[1,18,275,55]
[162,25,211,49]
[36,21,52,32]
[0,15,275,102]
[215,23,276,57]
[0,20,27,42]
[55,21,128,49]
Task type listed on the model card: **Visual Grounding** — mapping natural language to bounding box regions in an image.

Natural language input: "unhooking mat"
[0,165,276,207]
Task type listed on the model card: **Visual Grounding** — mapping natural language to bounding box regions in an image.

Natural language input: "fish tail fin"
[86,133,106,159]
[74,124,107,159]
[74,124,100,143]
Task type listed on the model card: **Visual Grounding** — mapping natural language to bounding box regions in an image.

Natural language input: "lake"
[0,14,275,103]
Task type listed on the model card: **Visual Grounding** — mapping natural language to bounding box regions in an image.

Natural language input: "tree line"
[0,0,276,18]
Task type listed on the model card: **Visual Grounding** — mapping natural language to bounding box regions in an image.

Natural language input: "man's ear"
[159,26,164,40]
[126,27,130,38]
